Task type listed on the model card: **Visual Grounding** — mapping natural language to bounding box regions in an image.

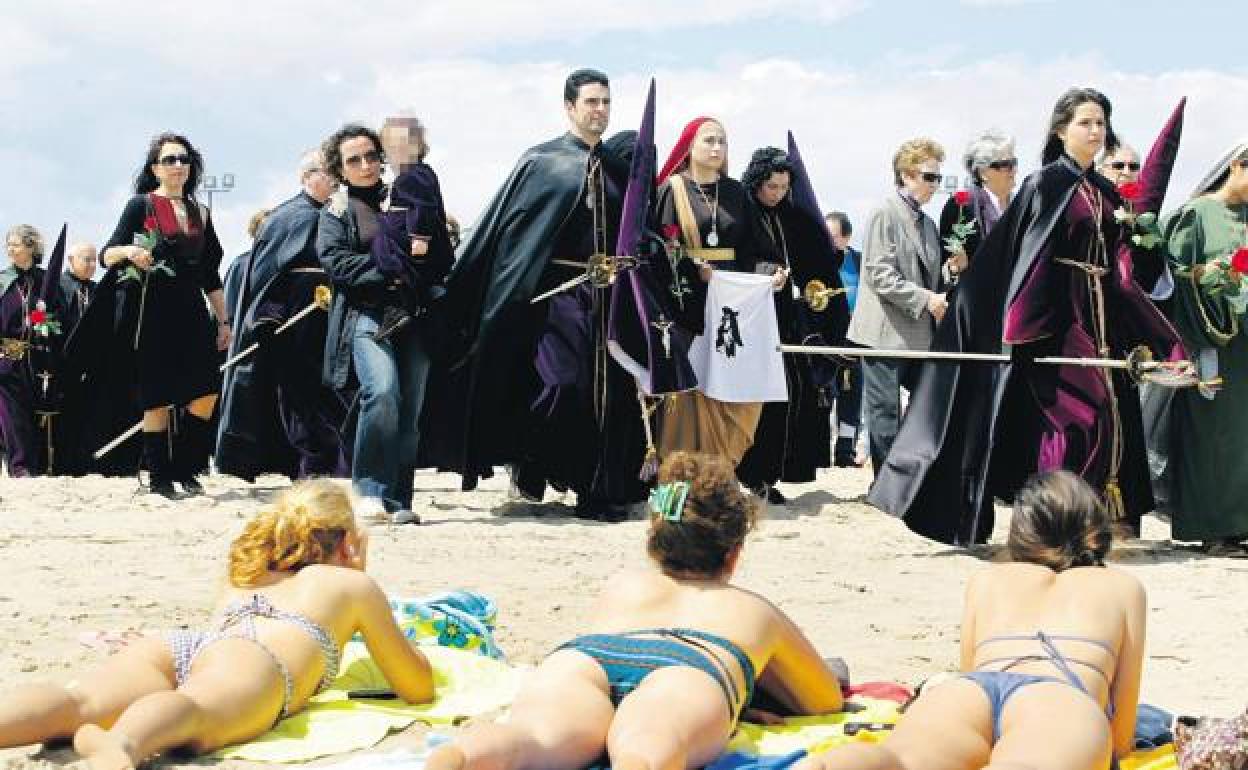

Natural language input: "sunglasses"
[1107,160,1141,172]
[344,150,382,168]
[158,154,192,167]
[987,158,1018,171]
[919,172,943,184]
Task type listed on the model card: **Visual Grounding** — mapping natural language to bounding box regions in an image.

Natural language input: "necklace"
[688,175,721,246]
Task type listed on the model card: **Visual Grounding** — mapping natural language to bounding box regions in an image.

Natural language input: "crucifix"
[37,370,52,397]
[651,314,673,359]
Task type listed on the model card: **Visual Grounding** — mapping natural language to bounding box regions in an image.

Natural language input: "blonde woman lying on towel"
[0,479,434,770]
[798,470,1146,770]
[428,451,844,770]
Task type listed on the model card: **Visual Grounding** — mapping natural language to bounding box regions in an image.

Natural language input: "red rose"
[1117,181,1142,201]
[29,309,46,325]
[661,224,681,241]
[1231,247,1248,274]
[143,215,158,232]
[953,190,972,207]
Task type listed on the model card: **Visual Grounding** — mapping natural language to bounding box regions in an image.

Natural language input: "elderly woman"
[939,129,1017,282]
[1098,142,1141,186]
[845,138,947,474]
[0,225,49,476]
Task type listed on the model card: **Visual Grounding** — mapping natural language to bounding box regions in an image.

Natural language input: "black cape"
[215,192,324,480]
[423,132,630,488]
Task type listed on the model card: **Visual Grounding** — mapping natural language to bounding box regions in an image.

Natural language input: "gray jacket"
[846,191,943,351]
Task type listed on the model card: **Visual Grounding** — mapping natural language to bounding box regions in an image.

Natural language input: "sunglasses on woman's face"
[1107,161,1141,172]
[919,172,943,184]
[158,154,192,167]
[987,158,1018,171]
[344,150,382,168]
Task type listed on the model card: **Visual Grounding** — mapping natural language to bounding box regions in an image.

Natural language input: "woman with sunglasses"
[868,89,1184,546]
[1098,144,1142,186]
[939,130,1017,282]
[77,133,227,497]
[844,138,947,475]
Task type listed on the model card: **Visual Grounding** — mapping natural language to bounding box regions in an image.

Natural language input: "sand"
[0,466,1244,768]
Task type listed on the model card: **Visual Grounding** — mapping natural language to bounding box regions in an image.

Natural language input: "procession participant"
[652,117,781,471]
[429,68,648,521]
[737,141,849,503]
[218,150,350,482]
[1,225,51,476]
[869,91,1186,545]
[1099,142,1142,186]
[69,133,228,498]
[825,211,865,467]
[939,129,1017,283]
[59,242,97,333]
[845,138,947,475]
[223,208,271,322]
[318,122,448,525]
[1161,137,1248,555]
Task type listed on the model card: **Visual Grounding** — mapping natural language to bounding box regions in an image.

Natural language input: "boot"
[173,414,213,496]
[142,430,180,500]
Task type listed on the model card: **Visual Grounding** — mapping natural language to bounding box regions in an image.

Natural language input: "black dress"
[98,193,223,409]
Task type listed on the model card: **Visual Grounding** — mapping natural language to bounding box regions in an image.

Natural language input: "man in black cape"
[216,150,349,481]
[868,101,1186,545]
[425,68,651,520]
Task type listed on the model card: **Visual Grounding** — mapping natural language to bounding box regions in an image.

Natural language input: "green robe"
[1163,196,1248,541]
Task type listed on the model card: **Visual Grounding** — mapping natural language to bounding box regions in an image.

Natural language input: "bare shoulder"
[297,564,380,596]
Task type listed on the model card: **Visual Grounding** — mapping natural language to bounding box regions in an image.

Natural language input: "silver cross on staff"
[651,314,673,359]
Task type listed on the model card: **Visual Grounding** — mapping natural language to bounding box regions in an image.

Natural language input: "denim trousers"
[350,311,431,512]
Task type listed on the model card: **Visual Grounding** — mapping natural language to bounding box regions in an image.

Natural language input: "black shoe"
[766,486,787,505]
[834,437,861,468]
[173,414,213,495]
[142,431,181,500]
[573,498,628,522]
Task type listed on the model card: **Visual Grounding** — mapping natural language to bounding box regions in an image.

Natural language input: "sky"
[2,0,1246,270]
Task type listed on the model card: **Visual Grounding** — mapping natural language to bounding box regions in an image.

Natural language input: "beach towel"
[214,642,524,762]
[385,590,504,660]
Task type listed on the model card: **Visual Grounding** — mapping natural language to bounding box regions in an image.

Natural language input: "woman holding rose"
[939,129,1017,283]
[1161,140,1248,555]
[83,133,228,498]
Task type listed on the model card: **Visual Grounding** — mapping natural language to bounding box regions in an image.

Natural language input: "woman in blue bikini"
[428,451,845,770]
[799,470,1146,770]
[0,480,434,770]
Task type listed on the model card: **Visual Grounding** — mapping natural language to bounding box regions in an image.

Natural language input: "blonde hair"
[228,480,357,588]
[892,138,945,186]
[246,208,271,241]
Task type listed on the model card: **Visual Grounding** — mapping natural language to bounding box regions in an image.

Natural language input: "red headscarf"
[657,116,718,184]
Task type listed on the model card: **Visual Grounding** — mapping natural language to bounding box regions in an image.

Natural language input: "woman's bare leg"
[605,666,732,770]
[0,637,175,747]
[73,639,285,770]
[426,652,614,770]
[989,683,1111,770]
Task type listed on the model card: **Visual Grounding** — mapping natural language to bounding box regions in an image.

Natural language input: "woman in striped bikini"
[428,451,845,770]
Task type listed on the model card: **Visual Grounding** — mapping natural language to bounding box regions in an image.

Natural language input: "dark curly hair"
[741,146,793,197]
[321,123,385,185]
[1042,87,1119,166]
[646,452,759,578]
[1008,471,1113,571]
[134,132,204,198]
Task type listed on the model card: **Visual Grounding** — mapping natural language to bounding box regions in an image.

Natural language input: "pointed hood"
[39,224,68,310]
[1132,98,1185,214]
[615,79,655,258]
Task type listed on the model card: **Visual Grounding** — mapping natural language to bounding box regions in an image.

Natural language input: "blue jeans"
[350,311,431,512]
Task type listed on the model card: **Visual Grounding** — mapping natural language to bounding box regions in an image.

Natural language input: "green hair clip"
[649,481,691,522]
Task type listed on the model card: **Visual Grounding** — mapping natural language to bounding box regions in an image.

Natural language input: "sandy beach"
[0,466,1244,769]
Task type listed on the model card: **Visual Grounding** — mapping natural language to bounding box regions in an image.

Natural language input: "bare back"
[587,566,843,715]
[963,562,1147,755]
